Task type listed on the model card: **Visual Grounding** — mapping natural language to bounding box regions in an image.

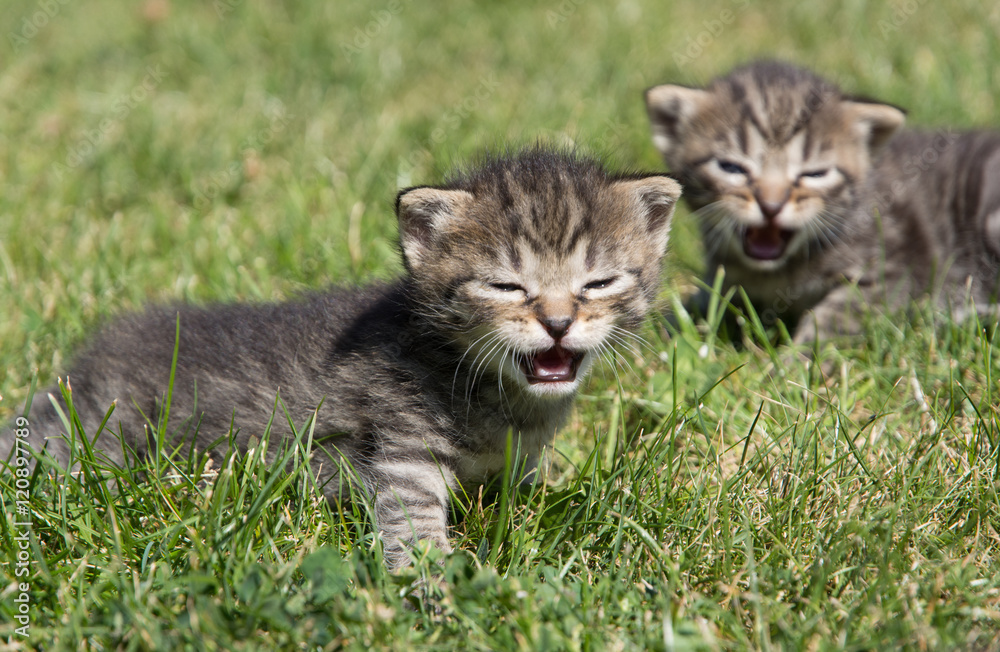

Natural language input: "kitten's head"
[645,61,905,270]
[396,148,681,399]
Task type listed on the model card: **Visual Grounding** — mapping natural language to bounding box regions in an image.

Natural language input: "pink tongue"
[532,346,574,380]
[743,224,788,260]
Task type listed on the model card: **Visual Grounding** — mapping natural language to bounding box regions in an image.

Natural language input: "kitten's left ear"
[645,84,712,159]
[612,175,683,248]
[396,186,474,271]
[841,100,906,151]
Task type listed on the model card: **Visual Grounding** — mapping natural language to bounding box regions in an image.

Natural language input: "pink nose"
[757,198,785,221]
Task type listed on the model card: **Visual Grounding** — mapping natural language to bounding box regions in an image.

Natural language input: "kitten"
[3,148,681,569]
[645,60,1000,342]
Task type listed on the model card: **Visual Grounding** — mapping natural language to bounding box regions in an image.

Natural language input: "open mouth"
[518,345,585,384]
[742,224,796,261]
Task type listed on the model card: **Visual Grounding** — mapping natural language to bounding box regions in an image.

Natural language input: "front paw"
[383,534,453,572]
[391,541,452,616]
[792,318,818,346]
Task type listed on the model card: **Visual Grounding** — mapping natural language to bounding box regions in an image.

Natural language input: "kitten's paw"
[791,319,818,347]
[392,543,455,618]
[401,572,449,617]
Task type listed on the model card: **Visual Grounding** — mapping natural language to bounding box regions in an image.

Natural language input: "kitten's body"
[646,61,1000,341]
[3,149,680,569]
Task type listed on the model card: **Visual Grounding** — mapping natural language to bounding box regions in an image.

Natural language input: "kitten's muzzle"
[519,345,585,384]
[742,223,795,261]
[743,192,795,261]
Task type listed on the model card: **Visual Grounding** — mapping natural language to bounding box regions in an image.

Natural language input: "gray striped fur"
[646,61,1000,341]
[2,148,680,569]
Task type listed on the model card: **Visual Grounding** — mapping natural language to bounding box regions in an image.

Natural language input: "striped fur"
[3,148,680,569]
[646,61,1000,341]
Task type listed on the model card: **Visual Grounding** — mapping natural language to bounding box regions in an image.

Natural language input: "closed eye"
[489,282,525,293]
[584,277,618,291]
[800,168,831,179]
[717,159,748,175]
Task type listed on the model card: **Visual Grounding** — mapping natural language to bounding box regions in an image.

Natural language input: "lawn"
[1,0,999,649]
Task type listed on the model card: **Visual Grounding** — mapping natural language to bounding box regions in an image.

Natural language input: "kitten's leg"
[792,284,867,344]
[518,454,540,487]
[794,269,923,343]
[986,209,1000,258]
[372,460,456,571]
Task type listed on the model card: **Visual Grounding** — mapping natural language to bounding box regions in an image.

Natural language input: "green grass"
[2,0,1000,648]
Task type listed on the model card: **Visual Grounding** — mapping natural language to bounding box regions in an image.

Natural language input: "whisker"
[497,343,517,420]
[604,334,639,381]
[452,330,503,403]
[610,325,654,356]
[475,336,509,390]
[457,332,501,388]
[462,332,505,419]
[694,202,742,261]
[597,340,626,390]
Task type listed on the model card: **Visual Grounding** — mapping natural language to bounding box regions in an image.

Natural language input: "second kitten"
[646,61,1000,342]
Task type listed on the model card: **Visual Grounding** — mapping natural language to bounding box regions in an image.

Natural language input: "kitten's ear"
[396,186,474,270]
[841,100,906,151]
[612,175,683,249]
[645,84,711,158]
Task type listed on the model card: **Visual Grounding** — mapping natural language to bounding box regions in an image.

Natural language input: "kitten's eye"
[800,168,831,179]
[489,282,525,293]
[717,160,748,175]
[584,277,618,291]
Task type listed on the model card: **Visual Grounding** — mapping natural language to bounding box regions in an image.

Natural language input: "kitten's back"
[21,284,403,466]
[869,129,1000,305]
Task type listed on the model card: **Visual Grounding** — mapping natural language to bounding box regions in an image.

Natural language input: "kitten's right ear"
[612,175,683,251]
[396,186,474,270]
[645,84,711,158]
[841,100,906,151]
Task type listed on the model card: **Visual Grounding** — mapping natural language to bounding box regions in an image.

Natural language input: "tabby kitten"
[5,148,680,569]
[645,60,1000,342]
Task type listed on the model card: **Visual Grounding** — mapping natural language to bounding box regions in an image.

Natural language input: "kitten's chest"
[723,259,846,316]
[454,400,570,483]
